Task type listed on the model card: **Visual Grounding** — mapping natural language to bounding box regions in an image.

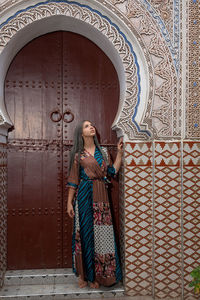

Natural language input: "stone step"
[0,283,124,299]
[0,269,124,299]
[4,269,75,286]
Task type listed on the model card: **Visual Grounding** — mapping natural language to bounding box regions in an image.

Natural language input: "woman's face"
[82,121,96,138]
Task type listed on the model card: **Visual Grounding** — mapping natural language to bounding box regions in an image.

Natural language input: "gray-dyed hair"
[69,120,107,173]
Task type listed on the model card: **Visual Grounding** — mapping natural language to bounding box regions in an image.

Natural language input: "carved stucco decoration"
[145,0,174,42]
[130,0,178,137]
[108,0,199,140]
[126,0,180,137]
[99,0,180,137]
[110,0,173,23]
[107,0,179,70]
[0,0,20,13]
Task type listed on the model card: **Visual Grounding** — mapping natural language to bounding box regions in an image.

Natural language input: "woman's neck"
[83,137,95,150]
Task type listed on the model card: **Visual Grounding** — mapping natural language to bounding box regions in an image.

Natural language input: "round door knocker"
[50,110,62,122]
[63,110,74,123]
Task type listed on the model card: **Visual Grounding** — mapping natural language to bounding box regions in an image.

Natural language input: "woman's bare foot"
[90,281,99,289]
[78,276,87,288]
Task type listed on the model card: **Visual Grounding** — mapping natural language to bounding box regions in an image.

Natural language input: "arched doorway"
[5,31,120,270]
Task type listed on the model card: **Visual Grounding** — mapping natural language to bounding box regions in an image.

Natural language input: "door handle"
[63,110,74,123]
[50,109,74,123]
[50,109,62,122]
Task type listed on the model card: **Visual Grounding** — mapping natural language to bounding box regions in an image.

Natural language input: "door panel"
[6,32,63,269]
[7,143,62,269]
[6,32,63,141]
[5,31,120,270]
[62,32,119,143]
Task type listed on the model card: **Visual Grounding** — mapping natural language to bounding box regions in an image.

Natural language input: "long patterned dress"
[67,146,122,286]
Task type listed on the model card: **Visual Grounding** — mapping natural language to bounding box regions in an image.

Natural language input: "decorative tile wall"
[183,142,200,299]
[124,141,200,299]
[0,143,7,288]
[124,142,153,296]
[154,142,181,298]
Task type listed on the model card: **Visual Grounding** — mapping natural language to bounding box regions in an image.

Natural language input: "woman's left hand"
[117,137,123,154]
[113,137,123,172]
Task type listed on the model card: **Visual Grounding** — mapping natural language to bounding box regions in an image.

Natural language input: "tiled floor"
[0,269,125,299]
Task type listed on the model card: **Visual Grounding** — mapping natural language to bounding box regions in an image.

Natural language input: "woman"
[67,120,123,289]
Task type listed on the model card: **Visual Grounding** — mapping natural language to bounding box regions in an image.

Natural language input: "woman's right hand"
[67,202,75,218]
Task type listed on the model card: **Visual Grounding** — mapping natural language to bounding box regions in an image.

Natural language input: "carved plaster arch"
[0,0,155,141]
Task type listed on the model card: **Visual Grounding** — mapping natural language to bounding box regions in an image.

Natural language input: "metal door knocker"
[63,110,74,123]
[50,110,62,122]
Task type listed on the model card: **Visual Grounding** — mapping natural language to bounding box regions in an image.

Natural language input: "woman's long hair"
[69,120,107,173]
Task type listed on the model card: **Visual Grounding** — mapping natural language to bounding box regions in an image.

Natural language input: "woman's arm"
[113,137,123,173]
[67,155,79,218]
[67,188,76,218]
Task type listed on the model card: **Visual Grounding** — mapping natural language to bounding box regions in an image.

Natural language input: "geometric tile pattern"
[154,142,181,298]
[186,0,200,138]
[124,142,153,296]
[183,142,200,299]
[0,143,7,288]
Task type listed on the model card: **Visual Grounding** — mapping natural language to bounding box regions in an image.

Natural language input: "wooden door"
[5,31,120,270]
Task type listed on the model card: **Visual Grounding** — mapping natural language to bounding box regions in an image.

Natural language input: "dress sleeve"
[67,155,79,190]
[107,150,117,178]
